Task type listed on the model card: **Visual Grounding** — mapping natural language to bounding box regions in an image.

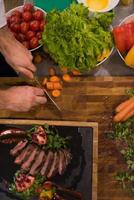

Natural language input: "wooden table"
[0,76,134,200]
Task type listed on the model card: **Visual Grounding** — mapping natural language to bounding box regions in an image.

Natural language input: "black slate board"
[0,125,93,200]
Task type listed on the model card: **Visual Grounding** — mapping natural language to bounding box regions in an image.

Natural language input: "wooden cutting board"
[0,76,134,200]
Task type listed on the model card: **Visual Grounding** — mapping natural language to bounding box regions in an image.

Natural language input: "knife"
[33,76,61,112]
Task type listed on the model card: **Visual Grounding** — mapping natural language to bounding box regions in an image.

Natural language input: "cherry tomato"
[26,30,35,40]
[22,41,30,49]
[9,15,21,24]
[16,33,26,42]
[20,22,29,33]
[29,37,39,49]
[11,10,22,18]
[36,32,42,39]
[40,20,45,31]
[10,23,20,32]
[22,11,32,22]
[30,20,40,31]
[23,3,34,12]
[43,181,53,190]
[33,9,44,21]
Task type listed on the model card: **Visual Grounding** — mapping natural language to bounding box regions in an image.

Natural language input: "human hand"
[3,86,47,112]
[0,26,36,79]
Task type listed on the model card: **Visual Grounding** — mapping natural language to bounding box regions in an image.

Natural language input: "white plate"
[6,6,47,52]
[77,0,120,12]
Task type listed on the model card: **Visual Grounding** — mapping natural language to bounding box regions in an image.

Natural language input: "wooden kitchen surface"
[0,76,134,200]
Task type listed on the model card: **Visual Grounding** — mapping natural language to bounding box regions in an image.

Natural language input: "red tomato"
[20,22,29,33]
[23,3,34,12]
[123,22,134,50]
[9,15,21,24]
[29,37,39,49]
[30,20,40,31]
[22,11,32,22]
[113,26,126,53]
[40,20,45,31]
[26,30,35,40]
[43,181,53,190]
[36,32,42,39]
[16,33,26,42]
[11,10,22,18]
[33,9,44,20]
[10,23,20,32]
[22,41,30,49]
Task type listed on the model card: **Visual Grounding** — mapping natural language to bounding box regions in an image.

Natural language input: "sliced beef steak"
[30,150,45,175]
[47,151,59,178]
[40,151,54,176]
[14,144,34,165]
[21,146,38,171]
[10,139,28,156]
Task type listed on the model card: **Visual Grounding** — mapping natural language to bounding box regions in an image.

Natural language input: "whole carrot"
[115,97,134,113]
[122,109,134,121]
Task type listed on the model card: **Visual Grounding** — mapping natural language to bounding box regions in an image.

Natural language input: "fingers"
[34,87,45,96]
[18,67,34,79]
[35,96,47,105]
[25,63,36,74]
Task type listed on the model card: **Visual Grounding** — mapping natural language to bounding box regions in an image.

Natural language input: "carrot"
[113,101,134,122]
[33,54,43,64]
[48,67,56,76]
[50,76,60,82]
[53,82,62,90]
[61,67,68,74]
[46,82,54,90]
[72,69,81,76]
[115,97,134,113]
[122,109,134,121]
[42,78,48,86]
[62,74,71,82]
[52,90,61,97]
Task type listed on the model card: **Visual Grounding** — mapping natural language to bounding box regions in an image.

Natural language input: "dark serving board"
[0,121,98,200]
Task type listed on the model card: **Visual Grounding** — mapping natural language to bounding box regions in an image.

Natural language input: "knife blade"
[33,76,61,112]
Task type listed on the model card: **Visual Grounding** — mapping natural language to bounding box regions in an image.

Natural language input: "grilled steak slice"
[40,151,54,176]
[58,150,67,175]
[14,144,34,165]
[62,149,72,166]
[10,140,28,156]
[15,173,35,192]
[21,147,38,171]
[47,151,59,178]
[30,150,45,175]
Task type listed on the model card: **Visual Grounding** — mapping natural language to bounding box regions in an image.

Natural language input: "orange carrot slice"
[50,76,60,82]
[53,82,62,90]
[62,74,71,82]
[72,69,81,76]
[46,82,54,90]
[52,90,61,97]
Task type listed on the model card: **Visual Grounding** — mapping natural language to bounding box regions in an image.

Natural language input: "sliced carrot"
[33,54,43,64]
[53,82,62,90]
[122,109,134,121]
[42,77,48,86]
[62,74,71,82]
[61,67,68,74]
[113,101,134,122]
[50,76,60,82]
[52,90,61,97]
[48,67,56,76]
[115,97,134,113]
[72,69,81,76]
[46,82,54,90]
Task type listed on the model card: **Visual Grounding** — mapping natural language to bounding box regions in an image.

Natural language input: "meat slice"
[15,173,35,192]
[14,144,34,165]
[30,150,45,175]
[58,150,67,175]
[40,151,54,176]
[47,151,59,178]
[10,140,28,156]
[62,149,72,166]
[21,147,38,171]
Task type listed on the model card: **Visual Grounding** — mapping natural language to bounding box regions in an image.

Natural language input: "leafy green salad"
[42,2,114,72]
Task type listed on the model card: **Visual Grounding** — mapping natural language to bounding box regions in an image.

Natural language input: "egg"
[86,0,109,11]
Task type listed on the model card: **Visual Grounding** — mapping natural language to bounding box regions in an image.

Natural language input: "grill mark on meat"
[21,147,38,171]
[47,151,59,178]
[58,150,67,175]
[14,144,34,165]
[40,151,54,176]
[10,140,28,156]
[29,150,45,175]
[62,149,72,166]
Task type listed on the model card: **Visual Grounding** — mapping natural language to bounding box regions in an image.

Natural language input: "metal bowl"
[6,5,47,52]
